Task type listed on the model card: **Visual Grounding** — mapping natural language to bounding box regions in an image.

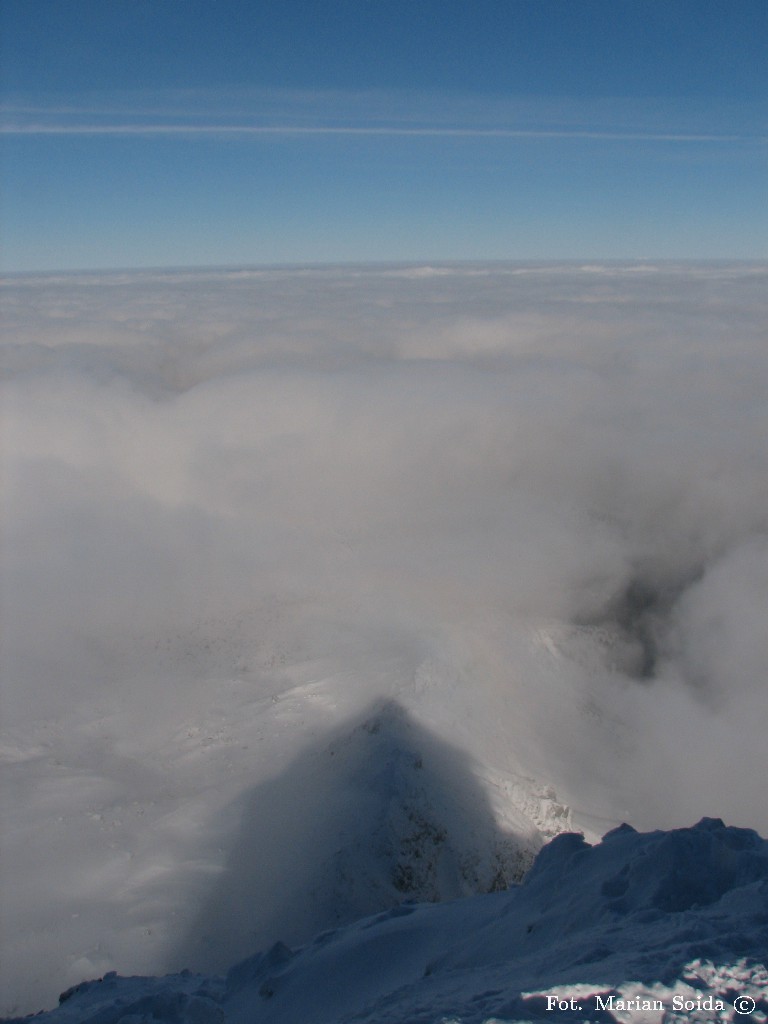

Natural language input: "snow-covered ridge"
[5,818,766,1024]
[169,700,549,978]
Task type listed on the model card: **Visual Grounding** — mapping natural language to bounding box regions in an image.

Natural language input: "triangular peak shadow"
[170,699,539,974]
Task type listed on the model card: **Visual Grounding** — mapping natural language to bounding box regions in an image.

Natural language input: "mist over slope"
[1,262,767,1014]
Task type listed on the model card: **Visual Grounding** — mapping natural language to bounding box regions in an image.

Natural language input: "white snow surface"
[2,263,768,1016]
[3,818,767,1024]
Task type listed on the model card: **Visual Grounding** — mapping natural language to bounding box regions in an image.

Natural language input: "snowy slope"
[5,818,766,1024]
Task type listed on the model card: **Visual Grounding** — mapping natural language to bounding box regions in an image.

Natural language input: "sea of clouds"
[1,262,767,1013]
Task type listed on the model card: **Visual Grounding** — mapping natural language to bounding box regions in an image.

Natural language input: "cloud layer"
[1,262,767,1011]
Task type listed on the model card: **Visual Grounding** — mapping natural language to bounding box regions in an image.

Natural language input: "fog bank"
[1,262,766,1013]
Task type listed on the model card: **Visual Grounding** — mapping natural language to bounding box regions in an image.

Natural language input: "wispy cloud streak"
[4,86,763,143]
[1,121,759,143]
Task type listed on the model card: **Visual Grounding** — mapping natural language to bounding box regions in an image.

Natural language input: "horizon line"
[4,257,766,280]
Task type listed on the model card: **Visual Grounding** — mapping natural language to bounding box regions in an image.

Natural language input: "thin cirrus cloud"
[0,123,755,142]
[1,87,762,142]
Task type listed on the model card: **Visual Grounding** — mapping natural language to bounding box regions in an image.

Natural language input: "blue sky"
[1,0,766,271]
